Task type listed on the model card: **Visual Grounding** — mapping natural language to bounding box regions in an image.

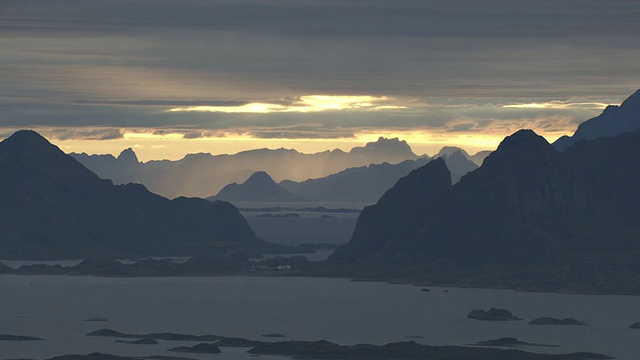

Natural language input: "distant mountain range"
[211,149,478,204]
[553,89,640,151]
[328,90,640,293]
[72,137,421,199]
[0,131,292,260]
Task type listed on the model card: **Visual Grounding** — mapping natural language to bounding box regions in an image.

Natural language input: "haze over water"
[1,275,639,360]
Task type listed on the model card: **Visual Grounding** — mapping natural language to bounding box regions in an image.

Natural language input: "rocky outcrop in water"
[529,317,586,326]
[0,334,44,341]
[168,343,222,354]
[248,339,610,360]
[115,338,158,345]
[466,308,521,321]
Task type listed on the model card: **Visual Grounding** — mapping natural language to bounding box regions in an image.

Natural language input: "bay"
[0,275,638,359]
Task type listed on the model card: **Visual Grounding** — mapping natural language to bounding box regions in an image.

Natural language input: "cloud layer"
[1,0,639,149]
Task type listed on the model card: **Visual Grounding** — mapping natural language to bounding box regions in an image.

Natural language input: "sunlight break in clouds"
[502,101,610,110]
[166,95,407,113]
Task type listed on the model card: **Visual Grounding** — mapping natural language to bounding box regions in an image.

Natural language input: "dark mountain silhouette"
[553,89,640,151]
[71,137,419,199]
[328,129,640,293]
[213,171,296,202]
[0,130,290,260]
[330,159,451,264]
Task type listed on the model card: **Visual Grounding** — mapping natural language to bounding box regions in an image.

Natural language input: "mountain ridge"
[553,89,640,151]
[327,128,640,293]
[0,130,291,260]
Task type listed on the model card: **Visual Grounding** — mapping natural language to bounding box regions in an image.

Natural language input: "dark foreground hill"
[328,129,640,294]
[0,130,291,260]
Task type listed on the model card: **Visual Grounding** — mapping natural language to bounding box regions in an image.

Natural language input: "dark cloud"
[1,0,639,140]
[45,128,124,141]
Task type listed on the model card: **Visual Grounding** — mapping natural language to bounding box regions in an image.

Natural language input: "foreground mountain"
[0,130,291,259]
[553,89,640,151]
[329,129,640,294]
[213,171,296,202]
[72,137,419,198]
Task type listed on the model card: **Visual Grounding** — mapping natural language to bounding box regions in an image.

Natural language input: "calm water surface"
[1,275,639,359]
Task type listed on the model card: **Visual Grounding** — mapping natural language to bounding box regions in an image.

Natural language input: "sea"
[1,273,639,360]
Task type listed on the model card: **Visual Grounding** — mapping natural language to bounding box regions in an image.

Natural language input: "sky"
[1,0,639,161]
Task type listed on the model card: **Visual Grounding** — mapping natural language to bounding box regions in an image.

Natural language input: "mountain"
[71,148,142,184]
[553,89,640,151]
[433,149,479,183]
[71,137,419,199]
[0,130,290,260]
[434,146,491,167]
[213,171,296,202]
[330,159,451,264]
[468,150,493,166]
[278,154,476,204]
[328,129,640,293]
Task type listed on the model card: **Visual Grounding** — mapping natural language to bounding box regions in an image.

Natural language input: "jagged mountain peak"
[363,137,408,149]
[350,137,417,160]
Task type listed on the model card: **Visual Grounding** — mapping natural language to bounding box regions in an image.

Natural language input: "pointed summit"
[117,148,139,165]
[1,130,64,159]
[213,171,296,202]
[0,129,266,259]
[0,130,103,186]
[244,171,276,186]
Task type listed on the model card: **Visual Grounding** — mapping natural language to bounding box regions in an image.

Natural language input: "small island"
[529,317,586,326]
[472,337,557,347]
[115,338,159,345]
[467,308,521,321]
[168,343,222,354]
[0,334,45,341]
